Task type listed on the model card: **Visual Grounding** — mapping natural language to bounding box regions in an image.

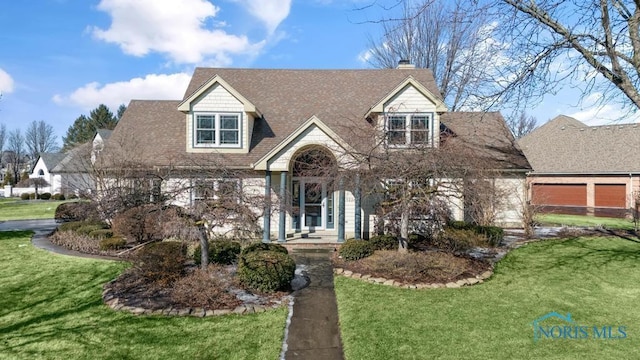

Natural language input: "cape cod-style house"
[97,64,530,242]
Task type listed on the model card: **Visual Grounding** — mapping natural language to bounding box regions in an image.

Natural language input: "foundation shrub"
[339,239,374,261]
[20,193,31,200]
[237,250,296,292]
[89,229,114,239]
[112,204,183,243]
[368,234,398,251]
[132,241,188,285]
[54,201,100,222]
[432,228,489,252]
[194,240,242,265]
[99,236,126,251]
[240,242,288,256]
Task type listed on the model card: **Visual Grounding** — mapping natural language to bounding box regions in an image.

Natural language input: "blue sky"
[0,0,635,147]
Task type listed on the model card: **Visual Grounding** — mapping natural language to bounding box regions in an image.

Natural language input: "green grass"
[536,213,637,230]
[336,236,640,359]
[0,199,69,220]
[0,231,287,359]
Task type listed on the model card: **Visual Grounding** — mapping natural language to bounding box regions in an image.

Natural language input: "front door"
[302,181,325,230]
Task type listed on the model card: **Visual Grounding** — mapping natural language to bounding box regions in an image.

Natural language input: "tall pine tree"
[62,104,121,150]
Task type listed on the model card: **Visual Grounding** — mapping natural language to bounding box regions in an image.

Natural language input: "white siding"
[494,177,526,228]
[267,125,353,171]
[384,85,437,113]
[192,84,244,112]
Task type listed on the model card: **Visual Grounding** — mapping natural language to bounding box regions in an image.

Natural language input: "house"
[97,65,530,242]
[519,115,640,218]
[29,152,66,193]
[30,141,96,197]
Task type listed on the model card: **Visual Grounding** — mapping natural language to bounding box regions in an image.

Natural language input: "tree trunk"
[399,205,409,253]
[197,223,209,269]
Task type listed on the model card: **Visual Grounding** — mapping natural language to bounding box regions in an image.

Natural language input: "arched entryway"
[290,146,337,232]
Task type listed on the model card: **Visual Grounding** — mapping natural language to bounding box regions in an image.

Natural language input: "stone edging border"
[102,281,288,317]
[333,267,494,289]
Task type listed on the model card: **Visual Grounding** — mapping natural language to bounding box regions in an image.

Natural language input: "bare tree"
[6,129,25,185]
[25,120,58,160]
[494,0,640,113]
[506,111,538,138]
[365,0,503,111]
[0,123,6,164]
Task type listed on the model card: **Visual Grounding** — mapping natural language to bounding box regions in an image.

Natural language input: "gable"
[384,84,438,113]
[191,83,244,112]
[254,116,358,171]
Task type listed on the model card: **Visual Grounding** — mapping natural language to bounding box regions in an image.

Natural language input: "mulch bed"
[107,265,291,311]
[333,250,491,285]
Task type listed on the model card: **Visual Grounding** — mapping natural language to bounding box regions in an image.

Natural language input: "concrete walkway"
[0,219,120,261]
[286,249,344,360]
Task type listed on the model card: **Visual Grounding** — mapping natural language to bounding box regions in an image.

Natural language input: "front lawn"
[0,231,287,359]
[0,199,69,221]
[536,213,637,230]
[336,236,640,359]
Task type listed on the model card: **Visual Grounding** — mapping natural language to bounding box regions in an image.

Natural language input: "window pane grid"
[386,113,432,146]
[194,113,241,147]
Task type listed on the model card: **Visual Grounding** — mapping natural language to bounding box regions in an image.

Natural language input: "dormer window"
[386,113,433,146]
[194,113,241,148]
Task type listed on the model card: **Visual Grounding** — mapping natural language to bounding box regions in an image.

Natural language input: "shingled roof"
[441,112,531,170]
[102,67,529,171]
[518,115,640,174]
[35,153,66,173]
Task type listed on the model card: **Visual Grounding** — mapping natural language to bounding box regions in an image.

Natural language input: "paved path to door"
[286,249,344,360]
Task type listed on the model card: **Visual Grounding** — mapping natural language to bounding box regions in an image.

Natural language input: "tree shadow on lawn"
[516,237,640,274]
[0,231,33,240]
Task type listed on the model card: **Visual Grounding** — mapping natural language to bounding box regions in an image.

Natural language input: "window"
[194,113,241,147]
[192,179,241,204]
[385,113,432,146]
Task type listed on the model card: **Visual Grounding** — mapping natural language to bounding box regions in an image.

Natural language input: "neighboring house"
[98,65,530,241]
[30,142,95,196]
[29,152,67,193]
[519,115,640,218]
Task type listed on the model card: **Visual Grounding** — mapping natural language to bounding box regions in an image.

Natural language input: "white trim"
[192,112,242,148]
[366,76,447,117]
[178,75,260,116]
[384,112,435,147]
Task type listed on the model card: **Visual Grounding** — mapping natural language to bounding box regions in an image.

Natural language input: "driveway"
[0,219,58,233]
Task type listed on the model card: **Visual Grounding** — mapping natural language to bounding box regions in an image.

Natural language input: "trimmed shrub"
[57,220,104,232]
[52,193,65,200]
[194,240,242,265]
[240,242,288,256]
[49,231,100,253]
[54,202,101,222]
[338,239,374,261]
[132,241,188,285]
[112,204,183,243]
[237,250,296,292]
[475,226,504,247]
[432,228,489,252]
[368,234,398,251]
[89,229,114,239]
[408,233,430,251]
[75,224,108,236]
[67,194,78,200]
[40,192,52,200]
[448,221,473,230]
[29,193,37,200]
[99,236,126,251]
[20,193,30,200]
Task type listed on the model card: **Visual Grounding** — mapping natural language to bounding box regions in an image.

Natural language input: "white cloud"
[53,73,192,110]
[0,68,15,94]
[91,0,262,64]
[236,0,292,34]
[567,93,640,125]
